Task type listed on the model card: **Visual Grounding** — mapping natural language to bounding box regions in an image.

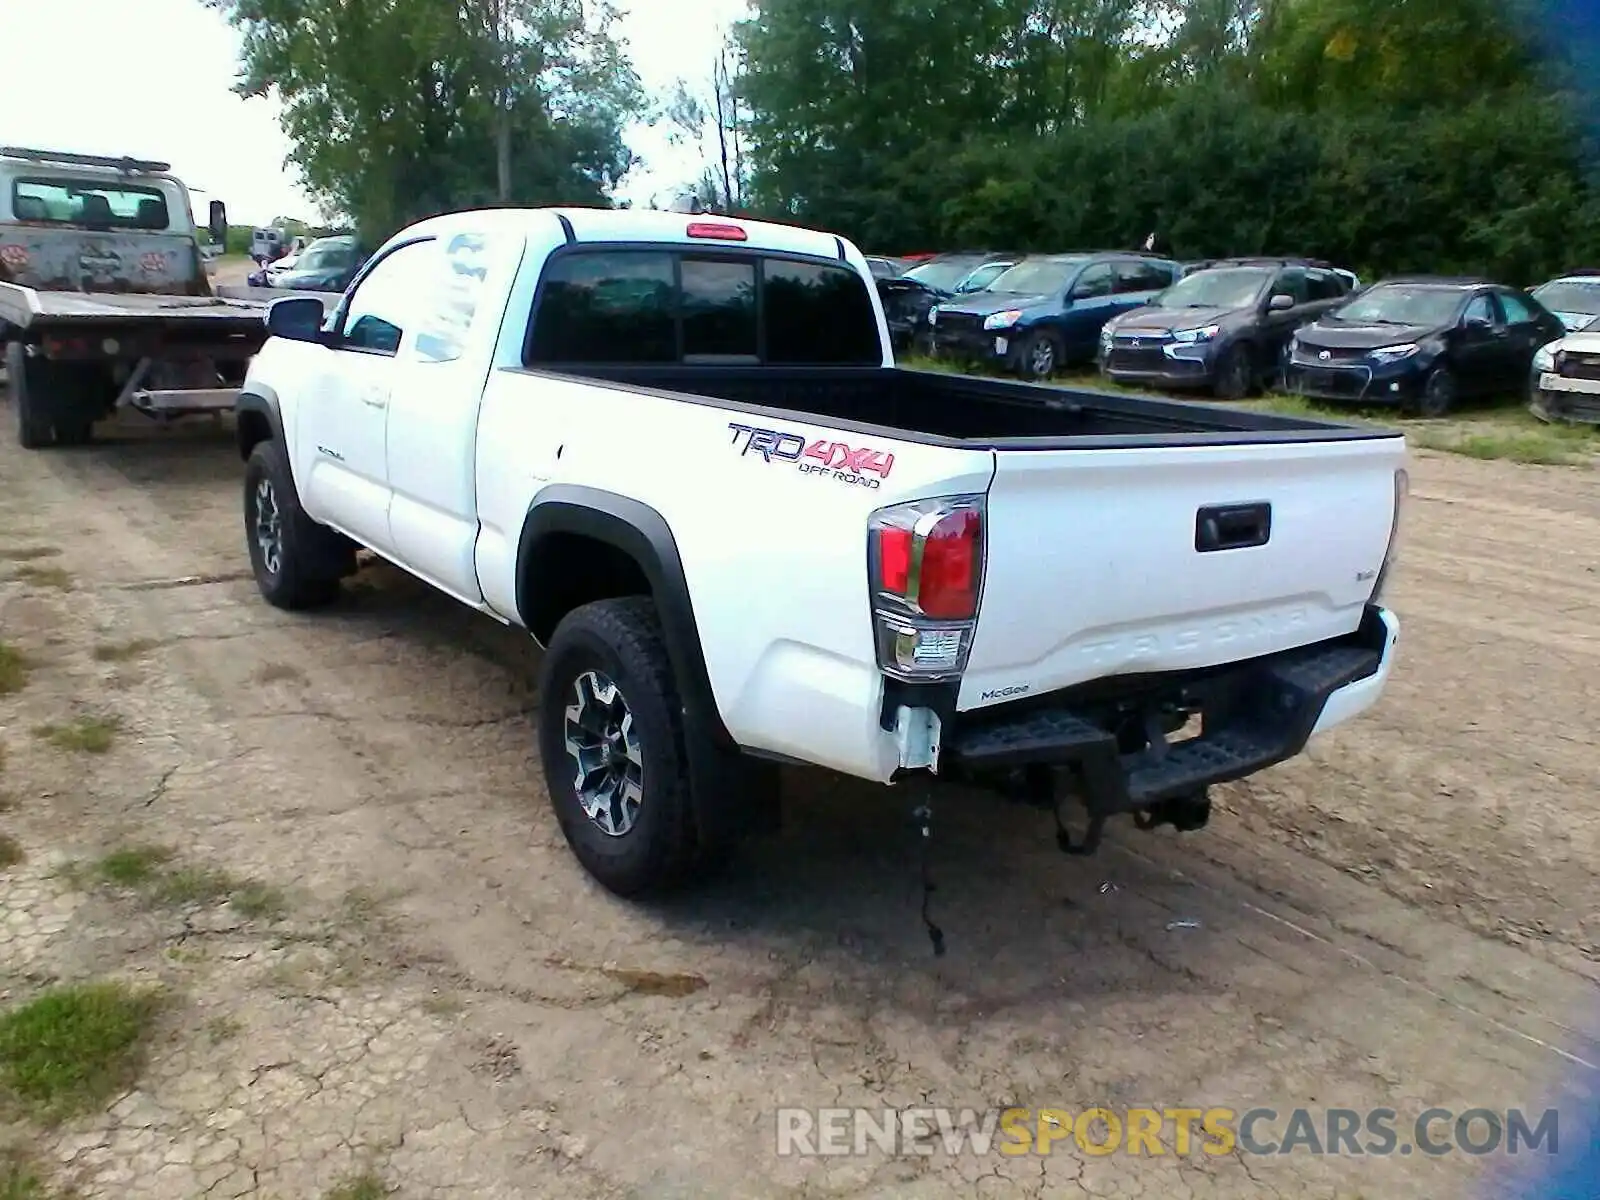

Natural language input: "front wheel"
[1213,343,1256,400]
[1405,366,1456,418]
[1017,331,1059,380]
[243,440,347,609]
[537,597,702,898]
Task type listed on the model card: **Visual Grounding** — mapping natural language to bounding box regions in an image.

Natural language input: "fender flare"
[235,384,285,459]
[515,485,733,749]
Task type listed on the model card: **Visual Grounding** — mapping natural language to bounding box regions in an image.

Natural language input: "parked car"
[931,252,1181,378]
[236,206,1405,901]
[1099,258,1354,399]
[269,234,364,292]
[1284,276,1565,416]
[264,235,313,283]
[864,255,907,280]
[1529,271,1600,333]
[875,251,1018,351]
[1530,324,1600,425]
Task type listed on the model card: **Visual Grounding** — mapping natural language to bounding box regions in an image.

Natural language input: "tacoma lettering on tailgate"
[727,422,894,489]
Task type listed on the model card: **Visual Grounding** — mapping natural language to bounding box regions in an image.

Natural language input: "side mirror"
[207,200,228,247]
[265,295,327,344]
[1269,294,1295,311]
[1463,314,1491,330]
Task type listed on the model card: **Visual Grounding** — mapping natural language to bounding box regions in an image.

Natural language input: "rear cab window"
[10,175,173,231]
[526,248,881,366]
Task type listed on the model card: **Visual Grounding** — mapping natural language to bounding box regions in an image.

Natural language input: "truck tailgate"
[958,434,1406,710]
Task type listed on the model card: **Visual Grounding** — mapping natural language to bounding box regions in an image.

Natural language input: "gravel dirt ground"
[1,406,1597,1199]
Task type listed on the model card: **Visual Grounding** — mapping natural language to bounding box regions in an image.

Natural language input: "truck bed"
[0,282,327,331]
[554,363,1394,447]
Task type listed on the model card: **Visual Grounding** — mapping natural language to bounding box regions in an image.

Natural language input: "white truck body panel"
[962,434,1407,708]
[246,205,1404,789]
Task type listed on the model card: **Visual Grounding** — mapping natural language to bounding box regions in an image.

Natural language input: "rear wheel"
[7,344,55,449]
[537,597,703,898]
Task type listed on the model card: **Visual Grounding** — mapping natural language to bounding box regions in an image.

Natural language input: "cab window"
[526,250,880,366]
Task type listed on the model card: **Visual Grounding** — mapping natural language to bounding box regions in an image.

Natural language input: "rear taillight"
[867,496,986,680]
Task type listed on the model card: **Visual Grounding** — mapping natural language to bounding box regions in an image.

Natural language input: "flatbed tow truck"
[0,146,327,448]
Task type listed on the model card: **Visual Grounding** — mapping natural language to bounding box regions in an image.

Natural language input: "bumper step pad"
[947,627,1384,817]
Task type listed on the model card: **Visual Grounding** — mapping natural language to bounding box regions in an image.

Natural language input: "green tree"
[208,0,643,241]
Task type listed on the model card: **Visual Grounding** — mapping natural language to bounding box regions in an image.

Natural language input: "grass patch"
[91,639,159,664]
[1408,419,1600,465]
[32,716,120,755]
[91,845,174,888]
[204,1015,243,1045]
[0,644,28,696]
[0,548,60,564]
[0,1148,73,1200]
[0,982,162,1123]
[76,844,285,917]
[228,882,288,920]
[0,835,23,870]
[252,662,304,685]
[421,992,465,1017]
[150,866,236,908]
[11,566,71,593]
[323,1171,390,1200]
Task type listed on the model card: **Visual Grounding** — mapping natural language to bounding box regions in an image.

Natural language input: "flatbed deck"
[0,282,330,329]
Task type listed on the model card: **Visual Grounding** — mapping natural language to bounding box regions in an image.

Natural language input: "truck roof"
[395,206,856,266]
[0,146,176,179]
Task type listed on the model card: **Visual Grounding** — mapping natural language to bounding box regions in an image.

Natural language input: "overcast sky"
[0,0,746,226]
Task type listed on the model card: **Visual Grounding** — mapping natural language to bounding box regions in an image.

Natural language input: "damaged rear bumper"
[944,605,1398,817]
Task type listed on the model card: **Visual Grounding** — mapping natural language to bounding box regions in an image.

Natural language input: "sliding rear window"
[525,248,880,367]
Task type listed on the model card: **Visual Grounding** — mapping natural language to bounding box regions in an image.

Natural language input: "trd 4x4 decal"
[727,422,895,489]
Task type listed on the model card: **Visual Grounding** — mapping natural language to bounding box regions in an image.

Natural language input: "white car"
[1530,328,1600,424]
[1530,274,1600,334]
[232,206,1406,900]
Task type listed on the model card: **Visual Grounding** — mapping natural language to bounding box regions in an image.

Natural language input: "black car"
[1100,258,1354,398]
[864,255,908,280]
[874,251,1018,352]
[1284,276,1566,416]
[930,251,1181,378]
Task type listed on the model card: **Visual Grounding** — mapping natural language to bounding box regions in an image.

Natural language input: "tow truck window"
[527,250,881,366]
[12,177,171,230]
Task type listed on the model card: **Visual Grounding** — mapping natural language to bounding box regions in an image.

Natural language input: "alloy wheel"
[253,478,283,576]
[562,669,645,837]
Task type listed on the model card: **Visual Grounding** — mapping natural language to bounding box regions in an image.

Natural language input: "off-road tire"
[243,439,346,610]
[537,597,703,898]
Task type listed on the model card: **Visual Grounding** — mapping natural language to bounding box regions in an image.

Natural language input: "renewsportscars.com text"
[774,1106,1560,1159]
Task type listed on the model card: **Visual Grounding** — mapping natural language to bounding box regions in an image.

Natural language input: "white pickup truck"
[235,207,1407,901]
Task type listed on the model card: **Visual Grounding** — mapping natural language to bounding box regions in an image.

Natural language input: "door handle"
[360,388,389,409]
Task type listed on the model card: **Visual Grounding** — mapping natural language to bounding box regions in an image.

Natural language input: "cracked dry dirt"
[0,409,1597,1199]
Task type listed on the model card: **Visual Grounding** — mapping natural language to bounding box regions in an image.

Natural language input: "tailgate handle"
[1196,502,1271,552]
